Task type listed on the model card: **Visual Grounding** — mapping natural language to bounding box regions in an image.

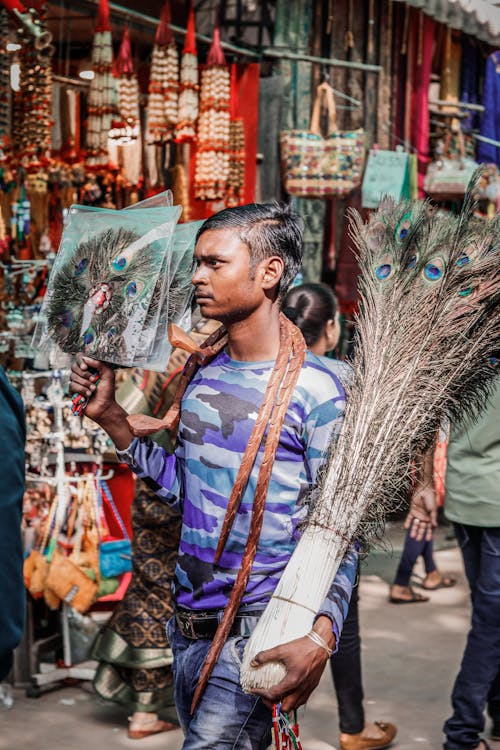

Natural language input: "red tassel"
[96,0,111,32]
[156,0,174,46]
[183,4,197,55]
[115,27,134,77]
[207,26,226,66]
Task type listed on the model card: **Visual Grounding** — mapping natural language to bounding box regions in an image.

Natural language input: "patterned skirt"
[91,488,182,713]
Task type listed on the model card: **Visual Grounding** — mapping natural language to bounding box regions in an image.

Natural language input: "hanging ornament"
[175,4,199,144]
[145,0,179,145]
[85,0,119,168]
[12,7,53,161]
[226,66,245,207]
[0,10,11,139]
[194,26,230,201]
[110,27,140,144]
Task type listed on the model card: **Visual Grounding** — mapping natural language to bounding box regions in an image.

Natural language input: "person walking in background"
[0,366,26,682]
[405,373,500,750]
[442,375,500,750]
[389,446,456,605]
[283,282,397,750]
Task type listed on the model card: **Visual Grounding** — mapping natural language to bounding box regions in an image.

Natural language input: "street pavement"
[1,522,499,750]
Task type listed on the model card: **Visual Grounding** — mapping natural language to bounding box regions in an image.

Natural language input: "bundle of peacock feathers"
[35,205,199,370]
[241,168,500,692]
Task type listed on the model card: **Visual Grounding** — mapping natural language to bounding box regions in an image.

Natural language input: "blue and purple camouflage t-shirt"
[117,349,358,641]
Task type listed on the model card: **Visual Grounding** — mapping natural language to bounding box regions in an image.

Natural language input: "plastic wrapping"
[32,202,197,370]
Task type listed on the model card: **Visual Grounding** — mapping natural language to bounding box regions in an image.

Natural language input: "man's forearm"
[94,403,134,451]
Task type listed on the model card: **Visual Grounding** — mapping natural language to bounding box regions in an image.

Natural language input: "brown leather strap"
[190,316,307,714]
[126,325,228,437]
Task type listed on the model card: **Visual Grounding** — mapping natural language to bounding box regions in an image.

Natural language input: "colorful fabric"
[91,490,182,712]
[478,52,500,169]
[117,350,358,641]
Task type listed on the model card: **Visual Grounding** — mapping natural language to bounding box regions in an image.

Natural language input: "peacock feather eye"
[112,256,128,272]
[61,310,74,328]
[395,212,412,242]
[83,326,96,347]
[458,286,473,297]
[74,258,89,276]
[107,325,118,338]
[423,256,445,282]
[374,253,395,282]
[456,254,470,268]
[124,279,145,299]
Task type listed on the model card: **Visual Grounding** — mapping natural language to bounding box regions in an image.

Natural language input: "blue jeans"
[167,617,272,749]
[443,524,500,749]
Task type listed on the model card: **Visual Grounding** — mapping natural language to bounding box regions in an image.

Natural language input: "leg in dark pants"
[330,579,364,734]
[393,531,435,587]
[443,524,500,749]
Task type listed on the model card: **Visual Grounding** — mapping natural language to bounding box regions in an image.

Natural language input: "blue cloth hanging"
[478,51,500,168]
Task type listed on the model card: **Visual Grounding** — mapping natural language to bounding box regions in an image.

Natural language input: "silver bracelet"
[306,630,333,658]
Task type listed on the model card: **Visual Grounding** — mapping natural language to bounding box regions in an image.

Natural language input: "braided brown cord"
[126,325,228,437]
[190,316,307,714]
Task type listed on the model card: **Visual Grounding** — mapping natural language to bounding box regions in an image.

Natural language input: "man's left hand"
[249,617,334,713]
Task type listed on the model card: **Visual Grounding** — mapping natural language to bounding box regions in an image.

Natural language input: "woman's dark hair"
[196,202,303,297]
[282,283,337,347]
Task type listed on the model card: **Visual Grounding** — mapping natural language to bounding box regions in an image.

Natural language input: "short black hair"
[196,202,303,297]
[282,283,337,347]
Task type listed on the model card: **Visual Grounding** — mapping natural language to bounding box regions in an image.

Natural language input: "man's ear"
[261,256,284,291]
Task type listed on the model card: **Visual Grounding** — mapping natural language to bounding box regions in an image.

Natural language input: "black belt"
[175,608,264,640]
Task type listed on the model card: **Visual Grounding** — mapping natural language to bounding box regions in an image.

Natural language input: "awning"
[394,0,500,46]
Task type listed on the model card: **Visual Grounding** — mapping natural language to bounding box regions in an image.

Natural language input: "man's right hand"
[70,355,134,450]
[70,355,116,423]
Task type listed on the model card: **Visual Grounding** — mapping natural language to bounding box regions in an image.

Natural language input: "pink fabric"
[411,14,435,196]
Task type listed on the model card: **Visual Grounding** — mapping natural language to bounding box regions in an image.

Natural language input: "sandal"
[389,586,429,604]
[422,576,457,591]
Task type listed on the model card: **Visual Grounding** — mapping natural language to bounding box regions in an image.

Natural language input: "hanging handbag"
[98,480,132,578]
[424,128,478,201]
[45,548,99,613]
[280,81,366,198]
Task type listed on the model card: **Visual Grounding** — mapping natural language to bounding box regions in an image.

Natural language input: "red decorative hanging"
[193,24,230,200]
[111,27,140,143]
[145,0,179,145]
[85,0,119,168]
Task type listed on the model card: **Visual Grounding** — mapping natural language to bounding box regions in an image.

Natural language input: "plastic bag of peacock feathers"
[33,199,201,371]
[239,167,500,694]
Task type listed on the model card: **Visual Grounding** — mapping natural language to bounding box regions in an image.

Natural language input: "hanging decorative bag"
[45,548,99,613]
[424,129,478,201]
[45,482,100,613]
[98,480,132,578]
[280,81,365,198]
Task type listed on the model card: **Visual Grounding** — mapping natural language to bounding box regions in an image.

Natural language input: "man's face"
[191,228,265,323]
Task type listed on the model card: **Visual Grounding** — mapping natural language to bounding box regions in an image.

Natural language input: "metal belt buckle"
[176,612,197,640]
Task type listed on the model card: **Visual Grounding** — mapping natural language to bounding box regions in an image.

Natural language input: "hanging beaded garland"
[111,27,140,143]
[0,10,11,139]
[12,14,53,160]
[175,5,199,144]
[85,0,119,168]
[227,119,245,207]
[194,27,230,201]
[145,0,179,145]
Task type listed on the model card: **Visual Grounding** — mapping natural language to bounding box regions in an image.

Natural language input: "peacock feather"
[240,167,500,693]
[45,226,164,363]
